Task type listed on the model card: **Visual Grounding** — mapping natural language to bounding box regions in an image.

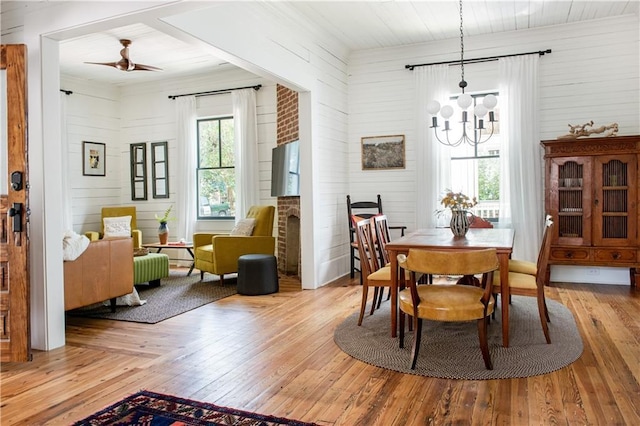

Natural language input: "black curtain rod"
[60,89,73,95]
[168,84,262,100]
[405,49,551,70]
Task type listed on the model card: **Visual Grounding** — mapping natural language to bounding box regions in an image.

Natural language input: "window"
[449,92,501,221]
[197,116,236,219]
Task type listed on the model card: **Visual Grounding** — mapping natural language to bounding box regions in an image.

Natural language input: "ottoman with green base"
[134,253,169,287]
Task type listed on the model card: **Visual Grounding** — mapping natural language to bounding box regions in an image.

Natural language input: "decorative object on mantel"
[437,189,477,237]
[557,120,619,140]
[155,205,174,245]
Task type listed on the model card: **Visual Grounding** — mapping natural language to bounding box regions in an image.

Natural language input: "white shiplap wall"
[62,68,277,247]
[347,14,639,284]
[164,1,351,289]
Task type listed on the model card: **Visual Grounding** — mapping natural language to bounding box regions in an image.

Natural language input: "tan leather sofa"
[64,237,134,311]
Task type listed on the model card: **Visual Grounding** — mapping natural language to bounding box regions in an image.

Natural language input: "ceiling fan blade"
[132,63,163,72]
[86,39,162,72]
[84,62,118,68]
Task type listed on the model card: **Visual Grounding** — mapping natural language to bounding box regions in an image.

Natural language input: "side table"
[142,242,195,276]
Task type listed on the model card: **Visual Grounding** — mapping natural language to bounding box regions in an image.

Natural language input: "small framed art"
[83,141,106,176]
[361,134,405,170]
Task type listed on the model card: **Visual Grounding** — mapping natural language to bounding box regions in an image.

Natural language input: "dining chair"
[506,214,553,277]
[354,217,410,326]
[398,248,499,370]
[347,194,406,280]
[492,217,554,344]
[469,215,494,228]
[372,214,431,310]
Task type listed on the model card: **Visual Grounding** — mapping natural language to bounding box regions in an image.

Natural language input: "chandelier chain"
[459,0,465,88]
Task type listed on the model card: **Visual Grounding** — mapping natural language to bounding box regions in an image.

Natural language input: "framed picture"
[83,141,106,176]
[361,134,405,170]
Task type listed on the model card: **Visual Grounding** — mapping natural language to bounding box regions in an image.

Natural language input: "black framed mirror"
[130,143,147,201]
[152,141,169,199]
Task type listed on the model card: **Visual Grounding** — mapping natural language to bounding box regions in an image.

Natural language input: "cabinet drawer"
[594,249,636,262]
[550,248,590,262]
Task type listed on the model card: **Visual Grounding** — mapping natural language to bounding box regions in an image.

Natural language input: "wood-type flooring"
[1,269,639,425]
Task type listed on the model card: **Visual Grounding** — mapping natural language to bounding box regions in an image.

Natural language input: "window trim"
[196,115,235,220]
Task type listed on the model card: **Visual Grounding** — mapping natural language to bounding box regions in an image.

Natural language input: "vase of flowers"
[156,206,174,245]
[437,190,477,237]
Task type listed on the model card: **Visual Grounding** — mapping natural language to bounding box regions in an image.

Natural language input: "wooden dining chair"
[398,248,499,370]
[347,194,407,280]
[372,214,430,310]
[354,217,410,325]
[492,218,554,344]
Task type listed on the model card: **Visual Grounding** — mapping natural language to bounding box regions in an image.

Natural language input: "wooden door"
[1,44,31,362]
[592,154,637,247]
[549,156,593,246]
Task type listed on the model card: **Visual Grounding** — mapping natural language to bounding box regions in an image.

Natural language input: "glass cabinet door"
[550,157,592,245]
[593,154,637,246]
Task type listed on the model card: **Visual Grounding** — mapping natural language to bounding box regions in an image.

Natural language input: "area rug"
[73,390,318,426]
[334,296,583,380]
[67,271,237,324]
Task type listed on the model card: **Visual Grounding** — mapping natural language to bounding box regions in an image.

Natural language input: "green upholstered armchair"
[85,206,143,249]
[193,205,276,284]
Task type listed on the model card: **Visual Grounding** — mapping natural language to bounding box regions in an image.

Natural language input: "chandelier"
[426,0,498,147]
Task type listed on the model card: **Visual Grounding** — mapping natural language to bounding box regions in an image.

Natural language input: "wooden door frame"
[1,44,31,362]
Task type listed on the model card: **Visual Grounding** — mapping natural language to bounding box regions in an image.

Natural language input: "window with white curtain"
[196,116,236,219]
[449,92,502,222]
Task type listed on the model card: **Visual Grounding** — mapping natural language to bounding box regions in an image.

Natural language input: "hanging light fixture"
[427,0,498,147]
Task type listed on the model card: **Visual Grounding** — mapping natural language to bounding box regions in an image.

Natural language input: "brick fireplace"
[276,85,301,280]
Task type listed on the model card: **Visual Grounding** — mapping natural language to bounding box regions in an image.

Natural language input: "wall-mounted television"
[271,140,300,197]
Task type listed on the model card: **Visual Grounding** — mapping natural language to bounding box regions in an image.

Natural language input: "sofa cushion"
[103,215,132,238]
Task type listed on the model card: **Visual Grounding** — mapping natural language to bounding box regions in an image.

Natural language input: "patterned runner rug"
[72,390,318,425]
[334,296,583,380]
[67,270,237,323]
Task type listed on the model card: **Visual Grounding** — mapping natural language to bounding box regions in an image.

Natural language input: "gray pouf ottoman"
[237,254,279,295]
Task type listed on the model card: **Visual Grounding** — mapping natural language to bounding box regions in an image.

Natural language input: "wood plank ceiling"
[2,1,638,85]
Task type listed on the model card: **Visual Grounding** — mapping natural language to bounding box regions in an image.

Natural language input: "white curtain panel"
[175,96,197,244]
[499,55,543,261]
[60,92,73,232]
[415,65,452,229]
[232,88,259,220]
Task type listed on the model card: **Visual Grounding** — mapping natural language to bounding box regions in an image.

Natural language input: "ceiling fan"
[85,39,162,72]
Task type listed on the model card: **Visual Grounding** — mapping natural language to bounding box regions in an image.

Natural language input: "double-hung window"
[196,116,236,219]
[449,92,501,221]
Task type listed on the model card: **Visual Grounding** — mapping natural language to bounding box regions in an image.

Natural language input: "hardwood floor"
[2,270,639,425]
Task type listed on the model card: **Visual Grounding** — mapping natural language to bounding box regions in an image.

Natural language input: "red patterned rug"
[73,390,318,426]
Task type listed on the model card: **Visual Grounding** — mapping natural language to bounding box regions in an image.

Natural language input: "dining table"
[386,227,516,347]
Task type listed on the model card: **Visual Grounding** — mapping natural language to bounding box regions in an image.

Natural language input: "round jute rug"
[334,296,583,380]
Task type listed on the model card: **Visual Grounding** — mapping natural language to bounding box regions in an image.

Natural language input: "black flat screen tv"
[270,140,300,196]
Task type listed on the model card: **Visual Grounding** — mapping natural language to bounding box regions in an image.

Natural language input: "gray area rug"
[334,296,583,380]
[67,271,237,324]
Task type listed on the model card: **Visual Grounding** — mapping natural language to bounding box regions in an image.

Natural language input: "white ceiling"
[3,1,639,86]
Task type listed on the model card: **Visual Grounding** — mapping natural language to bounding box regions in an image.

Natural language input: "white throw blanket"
[62,230,90,261]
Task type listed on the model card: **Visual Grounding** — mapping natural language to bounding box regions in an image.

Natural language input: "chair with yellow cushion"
[85,206,143,249]
[193,205,275,285]
[398,248,499,370]
[493,217,554,344]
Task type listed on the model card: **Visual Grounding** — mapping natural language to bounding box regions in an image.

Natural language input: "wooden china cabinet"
[541,135,640,288]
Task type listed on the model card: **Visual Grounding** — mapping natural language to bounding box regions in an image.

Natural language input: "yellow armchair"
[85,206,143,249]
[193,205,276,284]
